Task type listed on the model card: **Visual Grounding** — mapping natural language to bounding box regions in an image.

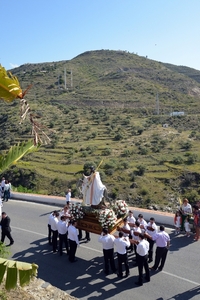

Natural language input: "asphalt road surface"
[2,200,200,300]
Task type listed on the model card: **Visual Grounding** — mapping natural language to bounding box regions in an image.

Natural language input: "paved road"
[2,200,200,300]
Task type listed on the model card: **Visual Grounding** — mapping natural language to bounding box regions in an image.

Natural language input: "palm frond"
[0,65,22,102]
[0,140,40,174]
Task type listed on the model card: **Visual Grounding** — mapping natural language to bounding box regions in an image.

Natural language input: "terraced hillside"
[1,50,200,211]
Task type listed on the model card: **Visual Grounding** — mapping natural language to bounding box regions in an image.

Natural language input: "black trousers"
[59,233,69,255]
[52,230,58,252]
[103,248,116,273]
[137,254,150,284]
[78,230,90,240]
[147,238,155,261]
[117,252,129,277]
[153,246,168,270]
[1,230,14,244]
[48,224,52,244]
[69,239,77,262]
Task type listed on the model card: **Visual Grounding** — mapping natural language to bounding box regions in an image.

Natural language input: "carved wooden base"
[77,214,123,235]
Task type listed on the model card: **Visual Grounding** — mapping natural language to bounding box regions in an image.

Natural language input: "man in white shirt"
[127,211,136,252]
[66,189,71,203]
[98,228,116,275]
[1,177,5,192]
[146,225,170,271]
[130,220,142,264]
[57,215,69,256]
[135,233,150,286]
[51,212,59,253]
[137,214,147,233]
[68,220,79,262]
[127,210,136,228]
[146,217,157,263]
[114,232,130,278]
[48,211,57,245]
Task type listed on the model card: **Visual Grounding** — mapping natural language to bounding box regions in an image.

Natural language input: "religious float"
[69,164,129,234]
[69,200,129,235]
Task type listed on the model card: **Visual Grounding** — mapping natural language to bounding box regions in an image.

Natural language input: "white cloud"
[9,63,19,69]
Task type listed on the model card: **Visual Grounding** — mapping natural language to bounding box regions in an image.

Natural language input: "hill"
[1,49,200,212]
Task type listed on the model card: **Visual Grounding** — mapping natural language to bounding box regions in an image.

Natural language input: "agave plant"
[0,257,38,291]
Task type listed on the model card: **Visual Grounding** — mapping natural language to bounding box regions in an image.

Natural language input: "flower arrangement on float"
[69,202,85,220]
[112,200,129,218]
[97,208,117,228]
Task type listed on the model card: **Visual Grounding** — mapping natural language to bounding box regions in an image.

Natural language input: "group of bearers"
[48,201,85,263]
[99,211,170,286]
[47,200,200,287]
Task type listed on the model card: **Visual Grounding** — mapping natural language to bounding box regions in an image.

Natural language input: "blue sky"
[1,0,200,70]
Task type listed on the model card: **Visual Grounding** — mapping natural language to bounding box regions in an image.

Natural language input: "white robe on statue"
[82,172,106,205]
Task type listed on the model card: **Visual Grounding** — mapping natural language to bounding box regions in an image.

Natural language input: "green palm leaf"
[0,65,22,102]
[0,140,40,174]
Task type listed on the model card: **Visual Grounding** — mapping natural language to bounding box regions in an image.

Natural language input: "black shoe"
[117,274,123,278]
[148,259,153,263]
[145,277,150,282]
[149,267,156,271]
[8,242,14,246]
[69,259,78,263]
[135,281,143,286]
[104,270,109,275]
[158,267,163,271]
[125,272,130,277]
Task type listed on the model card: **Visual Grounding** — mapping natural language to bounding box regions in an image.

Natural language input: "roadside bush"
[186,154,198,164]
[102,148,112,156]
[172,156,184,165]
[136,165,146,176]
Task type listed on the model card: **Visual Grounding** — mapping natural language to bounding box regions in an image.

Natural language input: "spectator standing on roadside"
[1,177,5,193]
[66,189,71,203]
[180,198,192,231]
[3,180,10,202]
[0,212,14,246]
[193,205,200,241]
[98,228,116,275]
[174,211,182,235]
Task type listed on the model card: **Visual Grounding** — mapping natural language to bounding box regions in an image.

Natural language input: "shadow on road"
[12,237,141,299]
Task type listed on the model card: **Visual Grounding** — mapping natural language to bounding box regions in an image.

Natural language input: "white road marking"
[13,226,46,237]
[13,226,102,253]
[163,271,200,286]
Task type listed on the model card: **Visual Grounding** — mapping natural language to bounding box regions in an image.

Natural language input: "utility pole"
[156,92,159,115]
[71,69,73,88]
[64,67,67,89]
